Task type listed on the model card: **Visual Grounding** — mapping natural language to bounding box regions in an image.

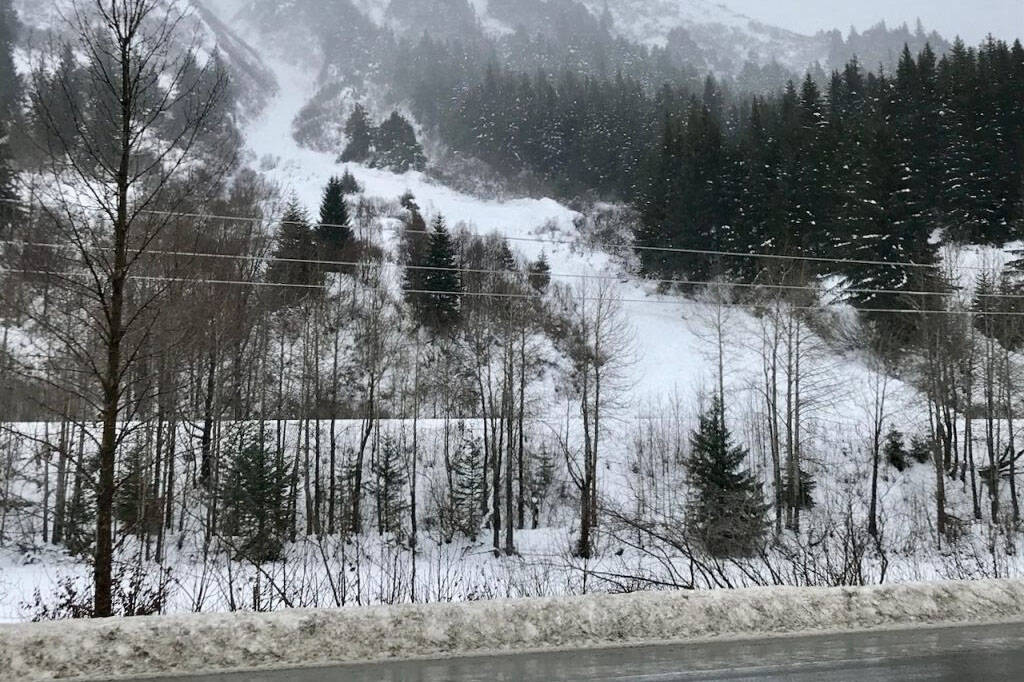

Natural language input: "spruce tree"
[0,0,20,235]
[528,253,552,293]
[782,468,816,510]
[687,399,768,557]
[884,428,910,471]
[375,111,427,172]
[0,0,19,126]
[731,97,783,280]
[114,447,159,536]
[267,201,322,304]
[938,39,997,243]
[341,104,374,163]
[31,43,80,153]
[370,434,409,537]
[339,168,363,195]
[315,176,353,267]
[450,430,484,540]
[790,74,829,257]
[841,58,940,343]
[0,124,19,239]
[220,425,290,563]
[405,215,462,333]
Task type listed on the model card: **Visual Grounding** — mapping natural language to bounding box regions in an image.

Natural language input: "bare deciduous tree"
[555,278,634,559]
[26,0,232,617]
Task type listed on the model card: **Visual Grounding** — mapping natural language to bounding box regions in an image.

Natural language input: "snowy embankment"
[3,580,1024,681]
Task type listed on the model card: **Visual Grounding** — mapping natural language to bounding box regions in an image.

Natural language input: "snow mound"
[3,580,1023,680]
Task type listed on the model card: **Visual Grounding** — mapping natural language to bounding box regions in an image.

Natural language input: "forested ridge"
[410,40,1024,280]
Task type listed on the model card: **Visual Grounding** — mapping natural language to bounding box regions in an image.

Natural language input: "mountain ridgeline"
[259,0,953,144]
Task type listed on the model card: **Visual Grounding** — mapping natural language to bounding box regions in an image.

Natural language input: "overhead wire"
[4,266,1024,317]
[2,198,1022,313]
[1,195,1014,274]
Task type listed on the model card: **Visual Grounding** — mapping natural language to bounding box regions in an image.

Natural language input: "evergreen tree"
[0,124,19,239]
[843,71,938,327]
[374,111,427,172]
[884,428,910,471]
[341,104,374,163]
[0,0,21,237]
[529,445,558,528]
[788,74,829,257]
[528,253,552,293]
[730,97,783,280]
[315,176,353,267]
[450,429,484,540]
[114,446,160,537]
[266,201,322,304]
[371,433,409,537]
[339,167,363,195]
[782,468,816,510]
[970,269,1024,351]
[405,215,462,333]
[30,43,81,154]
[938,39,1001,243]
[220,425,290,563]
[687,398,768,557]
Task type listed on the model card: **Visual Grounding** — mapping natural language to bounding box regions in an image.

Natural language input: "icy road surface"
[138,621,1024,681]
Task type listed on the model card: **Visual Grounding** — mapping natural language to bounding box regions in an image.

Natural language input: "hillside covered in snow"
[0,0,1021,625]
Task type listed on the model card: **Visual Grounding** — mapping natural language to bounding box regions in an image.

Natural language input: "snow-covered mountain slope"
[6,0,934,428]
[14,0,276,114]
[245,54,923,435]
[580,0,825,66]
[223,0,826,76]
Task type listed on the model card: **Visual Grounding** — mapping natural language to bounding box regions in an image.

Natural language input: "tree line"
[401,37,1023,334]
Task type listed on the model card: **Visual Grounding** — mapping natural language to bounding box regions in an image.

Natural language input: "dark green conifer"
[267,201,322,304]
[315,176,353,267]
[687,399,769,557]
[220,425,290,563]
[405,215,462,333]
[341,104,374,163]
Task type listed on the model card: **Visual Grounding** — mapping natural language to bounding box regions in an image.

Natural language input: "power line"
[133,207,1016,274]
[3,236,1023,303]
[5,266,1024,317]
[2,196,1013,275]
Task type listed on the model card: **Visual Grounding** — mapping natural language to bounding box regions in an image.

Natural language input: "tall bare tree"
[27,0,232,617]
[555,278,633,559]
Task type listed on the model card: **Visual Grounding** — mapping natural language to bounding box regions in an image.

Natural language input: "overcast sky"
[724,0,1023,45]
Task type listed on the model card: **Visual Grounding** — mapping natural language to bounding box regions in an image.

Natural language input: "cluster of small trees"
[265,171,364,297]
[340,105,426,172]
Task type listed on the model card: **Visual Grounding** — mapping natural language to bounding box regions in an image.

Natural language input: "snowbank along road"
[3,579,1024,681]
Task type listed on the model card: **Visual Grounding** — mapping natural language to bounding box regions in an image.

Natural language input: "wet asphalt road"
[133,620,1024,681]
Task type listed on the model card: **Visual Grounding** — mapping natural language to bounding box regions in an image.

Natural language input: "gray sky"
[724,0,1023,45]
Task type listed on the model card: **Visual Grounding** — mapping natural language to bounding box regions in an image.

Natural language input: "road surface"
[138,620,1024,681]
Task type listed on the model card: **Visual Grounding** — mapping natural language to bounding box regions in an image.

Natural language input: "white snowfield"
[3,579,1024,681]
